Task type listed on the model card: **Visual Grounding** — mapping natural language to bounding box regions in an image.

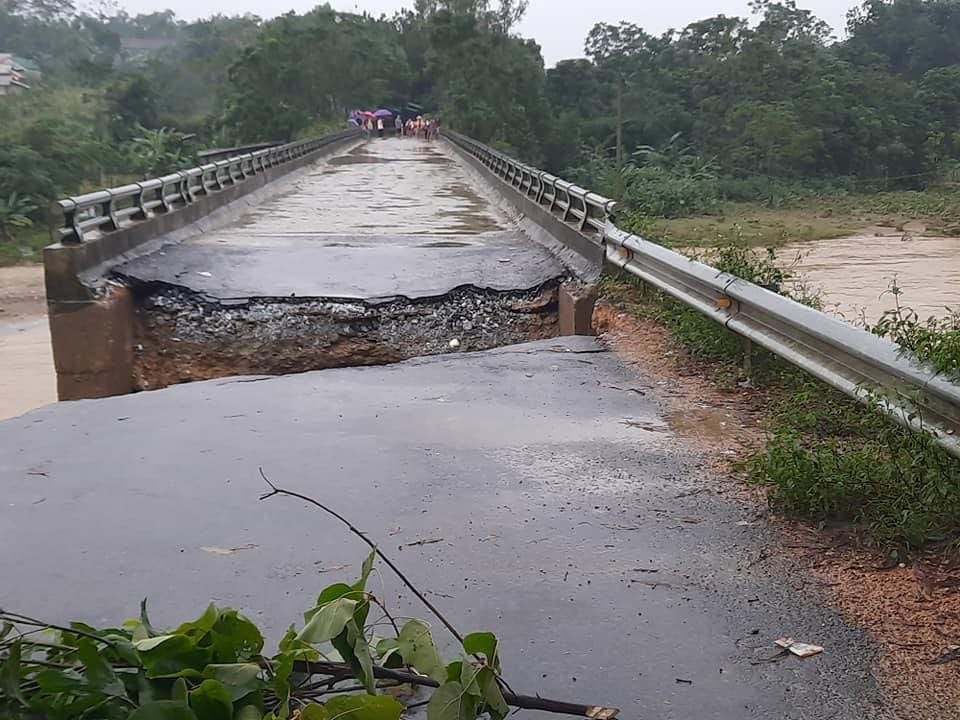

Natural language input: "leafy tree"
[105,73,159,141]
[223,7,411,142]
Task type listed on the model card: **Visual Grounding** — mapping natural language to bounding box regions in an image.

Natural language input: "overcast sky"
[117,0,861,65]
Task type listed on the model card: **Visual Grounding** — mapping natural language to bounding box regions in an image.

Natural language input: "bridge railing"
[444,131,617,235]
[55,130,358,244]
[444,129,960,458]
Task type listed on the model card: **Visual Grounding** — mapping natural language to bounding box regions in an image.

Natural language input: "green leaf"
[299,704,329,720]
[299,598,358,644]
[129,700,199,720]
[137,671,157,704]
[136,634,211,678]
[107,635,141,666]
[209,611,265,662]
[462,632,500,671]
[189,678,234,720]
[326,694,403,720]
[141,598,158,637]
[426,681,477,720]
[0,622,13,641]
[135,635,179,652]
[347,619,375,695]
[172,677,189,703]
[396,620,445,682]
[36,668,87,694]
[458,662,481,697]
[236,706,263,720]
[354,550,376,592]
[314,583,355,610]
[202,663,263,702]
[0,639,26,706]
[444,661,462,684]
[476,667,509,720]
[375,638,401,667]
[78,639,127,697]
[175,604,220,639]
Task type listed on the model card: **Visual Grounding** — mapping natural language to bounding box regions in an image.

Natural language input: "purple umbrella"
[373,108,393,118]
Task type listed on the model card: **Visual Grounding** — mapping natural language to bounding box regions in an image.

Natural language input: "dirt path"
[593,299,960,720]
[0,264,56,419]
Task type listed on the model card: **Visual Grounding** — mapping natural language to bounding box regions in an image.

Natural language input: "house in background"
[0,53,30,95]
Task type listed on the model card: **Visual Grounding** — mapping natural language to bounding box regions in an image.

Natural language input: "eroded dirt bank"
[130,282,560,389]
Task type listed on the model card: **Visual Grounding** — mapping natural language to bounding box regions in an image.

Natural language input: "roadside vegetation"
[600,237,960,557]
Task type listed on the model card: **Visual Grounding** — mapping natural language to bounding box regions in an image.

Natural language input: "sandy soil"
[0,264,56,419]
[593,299,960,720]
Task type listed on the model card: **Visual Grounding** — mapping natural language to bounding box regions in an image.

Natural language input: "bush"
[604,233,960,555]
[619,164,720,218]
[0,146,57,215]
[750,375,960,554]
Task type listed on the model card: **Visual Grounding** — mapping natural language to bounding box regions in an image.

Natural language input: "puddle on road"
[781,230,960,324]
[0,265,56,420]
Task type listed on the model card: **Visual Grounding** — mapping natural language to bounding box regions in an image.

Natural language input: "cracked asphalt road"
[0,337,896,719]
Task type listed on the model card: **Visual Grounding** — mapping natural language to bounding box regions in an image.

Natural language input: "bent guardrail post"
[45,129,361,401]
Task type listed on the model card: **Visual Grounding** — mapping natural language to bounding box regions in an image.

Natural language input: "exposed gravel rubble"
[131,282,560,389]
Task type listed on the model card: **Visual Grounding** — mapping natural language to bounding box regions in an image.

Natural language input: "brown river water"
[781,229,960,325]
[0,264,56,420]
[2,228,959,421]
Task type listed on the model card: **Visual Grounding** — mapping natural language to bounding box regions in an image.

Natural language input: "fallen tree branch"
[260,472,617,716]
[292,660,619,719]
[260,470,516,695]
[258,469,465,647]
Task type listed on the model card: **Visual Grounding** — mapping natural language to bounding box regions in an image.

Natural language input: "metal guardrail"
[197,141,283,163]
[56,130,359,244]
[444,130,617,235]
[446,130,960,457]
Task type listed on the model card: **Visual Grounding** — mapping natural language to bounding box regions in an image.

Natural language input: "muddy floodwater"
[0,265,56,420]
[782,230,960,324]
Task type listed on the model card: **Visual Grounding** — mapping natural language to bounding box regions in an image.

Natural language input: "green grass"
[623,189,960,248]
[0,226,51,266]
[600,249,960,557]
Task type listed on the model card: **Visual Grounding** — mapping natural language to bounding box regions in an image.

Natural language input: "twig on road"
[258,469,519,696]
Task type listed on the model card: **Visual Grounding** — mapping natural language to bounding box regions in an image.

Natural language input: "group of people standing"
[401,116,440,140]
[359,113,440,141]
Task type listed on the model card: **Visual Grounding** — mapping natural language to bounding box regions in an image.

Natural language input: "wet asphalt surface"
[116,140,564,302]
[1,338,895,719]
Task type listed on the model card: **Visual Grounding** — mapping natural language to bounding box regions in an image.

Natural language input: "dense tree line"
[3,0,960,242]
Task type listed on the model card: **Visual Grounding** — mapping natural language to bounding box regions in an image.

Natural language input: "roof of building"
[0,53,30,90]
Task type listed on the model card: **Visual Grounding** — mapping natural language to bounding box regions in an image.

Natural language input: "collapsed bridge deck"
[109,141,567,389]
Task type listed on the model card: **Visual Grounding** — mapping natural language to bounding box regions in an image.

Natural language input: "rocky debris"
[131,283,560,389]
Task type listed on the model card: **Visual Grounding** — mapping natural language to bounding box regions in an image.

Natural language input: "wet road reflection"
[223,140,505,238]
